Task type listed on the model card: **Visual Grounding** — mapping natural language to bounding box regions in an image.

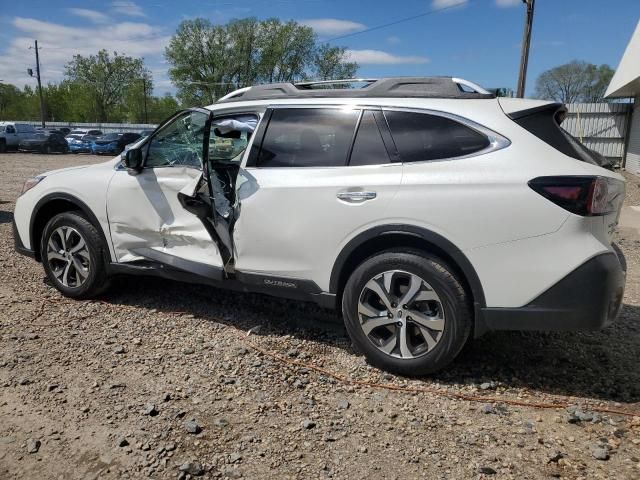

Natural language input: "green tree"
[312,44,358,81]
[65,50,148,121]
[165,17,359,104]
[534,61,615,103]
[0,83,24,120]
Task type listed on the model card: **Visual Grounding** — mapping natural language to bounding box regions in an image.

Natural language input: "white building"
[606,20,640,175]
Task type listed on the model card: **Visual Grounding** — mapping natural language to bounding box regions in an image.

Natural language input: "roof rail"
[215,77,495,103]
[294,78,379,88]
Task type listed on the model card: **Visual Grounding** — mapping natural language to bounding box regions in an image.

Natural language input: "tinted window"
[349,111,390,166]
[384,111,490,162]
[5,125,15,134]
[257,108,359,168]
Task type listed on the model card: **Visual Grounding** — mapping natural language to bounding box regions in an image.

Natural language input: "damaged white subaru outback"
[13,77,626,375]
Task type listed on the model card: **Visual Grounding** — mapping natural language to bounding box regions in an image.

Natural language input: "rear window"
[509,104,605,167]
[384,111,490,162]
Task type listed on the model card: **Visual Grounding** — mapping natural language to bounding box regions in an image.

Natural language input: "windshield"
[102,133,121,140]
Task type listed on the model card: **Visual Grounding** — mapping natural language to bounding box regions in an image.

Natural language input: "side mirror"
[123,148,143,172]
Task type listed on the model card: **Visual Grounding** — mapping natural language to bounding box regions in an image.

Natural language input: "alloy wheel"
[46,226,90,288]
[357,270,445,359]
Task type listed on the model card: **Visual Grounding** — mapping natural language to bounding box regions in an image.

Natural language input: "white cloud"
[432,0,468,8]
[111,1,145,17]
[0,17,171,91]
[300,18,366,36]
[495,0,522,6]
[345,49,429,65]
[67,8,110,24]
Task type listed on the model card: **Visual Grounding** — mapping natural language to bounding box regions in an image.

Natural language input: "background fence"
[563,102,633,164]
[13,101,635,164]
[22,121,159,134]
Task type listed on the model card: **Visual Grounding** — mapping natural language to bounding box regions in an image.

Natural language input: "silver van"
[0,122,37,152]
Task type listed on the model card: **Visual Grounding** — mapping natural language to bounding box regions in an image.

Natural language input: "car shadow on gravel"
[442,302,640,404]
[97,276,639,404]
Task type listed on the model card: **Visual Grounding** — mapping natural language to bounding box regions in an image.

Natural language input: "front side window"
[6,125,15,134]
[384,111,490,162]
[210,115,258,163]
[145,111,208,168]
[257,108,360,168]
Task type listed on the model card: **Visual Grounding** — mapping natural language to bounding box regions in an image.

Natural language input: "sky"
[0,0,638,97]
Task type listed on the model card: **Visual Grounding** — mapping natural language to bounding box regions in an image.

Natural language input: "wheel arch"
[329,225,487,335]
[30,193,110,263]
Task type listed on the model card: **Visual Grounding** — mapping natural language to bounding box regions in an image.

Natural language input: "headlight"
[21,176,46,195]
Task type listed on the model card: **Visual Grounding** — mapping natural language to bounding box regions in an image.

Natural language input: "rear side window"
[349,111,390,166]
[384,111,490,162]
[257,108,360,167]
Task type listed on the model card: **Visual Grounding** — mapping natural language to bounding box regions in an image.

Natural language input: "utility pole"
[142,77,149,124]
[34,40,46,127]
[516,0,535,98]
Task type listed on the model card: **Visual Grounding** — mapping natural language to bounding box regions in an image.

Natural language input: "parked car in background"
[140,129,155,137]
[65,134,98,153]
[0,122,37,152]
[58,127,71,135]
[66,130,103,154]
[91,132,141,155]
[18,131,69,153]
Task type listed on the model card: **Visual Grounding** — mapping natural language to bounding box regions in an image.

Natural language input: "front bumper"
[481,250,626,331]
[13,217,36,258]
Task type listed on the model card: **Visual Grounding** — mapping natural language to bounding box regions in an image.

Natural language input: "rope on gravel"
[237,332,640,419]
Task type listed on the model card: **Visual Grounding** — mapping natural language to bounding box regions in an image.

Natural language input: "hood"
[39,157,121,177]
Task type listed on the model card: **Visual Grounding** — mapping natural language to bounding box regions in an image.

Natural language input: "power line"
[325,0,471,43]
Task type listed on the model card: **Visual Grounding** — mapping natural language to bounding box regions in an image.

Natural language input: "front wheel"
[40,212,110,298]
[342,251,472,376]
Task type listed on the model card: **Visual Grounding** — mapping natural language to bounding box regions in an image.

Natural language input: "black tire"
[0,141,6,153]
[40,212,110,299]
[342,250,472,376]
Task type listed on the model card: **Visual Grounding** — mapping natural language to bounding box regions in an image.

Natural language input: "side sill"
[108,261,336,310]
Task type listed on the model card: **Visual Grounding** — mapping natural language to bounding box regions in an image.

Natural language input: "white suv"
[12,78,626,375]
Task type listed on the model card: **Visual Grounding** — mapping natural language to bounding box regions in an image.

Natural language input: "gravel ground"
[1,152,639,480]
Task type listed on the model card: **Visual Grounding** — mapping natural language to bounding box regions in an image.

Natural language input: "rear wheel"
[342,251,472,376]
[40,212,110,298]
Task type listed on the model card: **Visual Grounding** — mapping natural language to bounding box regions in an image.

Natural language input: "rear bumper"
[481,250,625,331]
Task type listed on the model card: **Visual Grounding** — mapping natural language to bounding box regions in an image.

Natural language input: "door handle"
[337,190,377,203]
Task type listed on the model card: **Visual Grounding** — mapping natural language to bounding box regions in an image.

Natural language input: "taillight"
[529,176,624,216]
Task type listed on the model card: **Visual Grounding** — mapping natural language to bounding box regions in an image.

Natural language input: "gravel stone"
[26,438,41,454]
[179,461,205,476]
[592,446,610,461]
[183,420,201,434]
